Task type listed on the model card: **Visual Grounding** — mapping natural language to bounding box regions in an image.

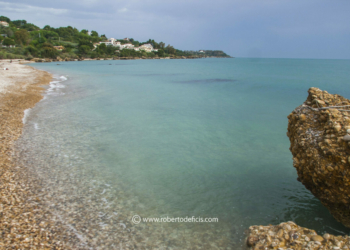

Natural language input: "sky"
[1,0,350,59]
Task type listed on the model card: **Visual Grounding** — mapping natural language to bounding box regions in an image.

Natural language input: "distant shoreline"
[23,56,233,63]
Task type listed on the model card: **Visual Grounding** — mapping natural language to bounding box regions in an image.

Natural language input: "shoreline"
[0,61,74,249]
[6,56,232,64]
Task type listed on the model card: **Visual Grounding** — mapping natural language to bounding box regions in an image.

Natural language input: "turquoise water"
[19,58,350,248]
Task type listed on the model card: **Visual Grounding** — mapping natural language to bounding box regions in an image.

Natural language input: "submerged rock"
[287,87,350,227]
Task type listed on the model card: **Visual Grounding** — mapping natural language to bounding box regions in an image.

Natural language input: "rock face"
[246,222,350,250]
[287,87,350,227]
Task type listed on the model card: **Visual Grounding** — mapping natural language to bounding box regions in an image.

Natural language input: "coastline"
[0,60,73,249]
[27,56,232,63]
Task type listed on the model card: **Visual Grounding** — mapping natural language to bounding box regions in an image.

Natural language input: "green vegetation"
[0,15,231,60]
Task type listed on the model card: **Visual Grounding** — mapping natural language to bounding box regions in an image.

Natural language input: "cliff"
[287,87,350,227]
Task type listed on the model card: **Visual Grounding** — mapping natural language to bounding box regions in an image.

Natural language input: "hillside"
[0,15,231,60]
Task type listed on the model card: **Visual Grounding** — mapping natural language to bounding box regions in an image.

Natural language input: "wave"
[22,108,31,124]
[46,75,68,96]
[23,75,68,124]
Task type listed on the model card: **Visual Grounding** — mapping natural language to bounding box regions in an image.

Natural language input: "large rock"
[246,222,350,249]
[287,87,350,227]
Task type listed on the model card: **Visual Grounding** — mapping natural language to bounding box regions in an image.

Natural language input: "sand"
[0,60,38,94]
[0,60,75,249]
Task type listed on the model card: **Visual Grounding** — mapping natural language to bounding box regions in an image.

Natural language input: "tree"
[0,16,10,23]
[91,30,98,37]
[15,29,30,45]
[24,45,38,57]
[79,45,91,55]
[81,29,88,34]
[12,20,27,27]
[96,43,107,53]
[90,51,98,59]
[0,35,3,42]
[41,43,58,58]
[106,45,117,54]
[0,27,14,38]
[78,38,93,49]
[166,44,175,54]
[2,38,15,46]
[157,49,165,57]
[159,42,165,49]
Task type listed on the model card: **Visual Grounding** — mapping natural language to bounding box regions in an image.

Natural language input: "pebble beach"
[0,60,77,249]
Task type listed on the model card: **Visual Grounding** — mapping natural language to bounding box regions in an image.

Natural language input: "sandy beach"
[0,60,73,249]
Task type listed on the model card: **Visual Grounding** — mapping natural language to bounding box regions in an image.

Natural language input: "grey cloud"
[1,0,350,59]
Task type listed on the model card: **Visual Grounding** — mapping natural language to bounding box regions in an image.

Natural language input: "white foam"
[45,75,68,97]
[22,108,31,124]
[34,123,40,130]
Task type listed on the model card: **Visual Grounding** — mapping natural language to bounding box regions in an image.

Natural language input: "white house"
[87,31,92,36]
[0,21,9,27]
[98,38,158,53]
[119,43,135,50]
[139,44,157,53]
[100,38,116,46]
[124,43,134,49]
[199,50,205,53]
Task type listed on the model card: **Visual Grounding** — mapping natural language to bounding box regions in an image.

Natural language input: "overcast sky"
[1,0,350,59]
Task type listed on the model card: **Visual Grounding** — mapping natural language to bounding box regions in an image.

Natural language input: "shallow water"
[16,58,350,249]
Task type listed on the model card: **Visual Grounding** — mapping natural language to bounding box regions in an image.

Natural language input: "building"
[0,21,9,27]
[87,31,92,36]
[100,38,117,46]
[53,46,65,51]
[139,43,157,53]
[199,50,205,53]
[120,43,134,50]
[0,34,7,37]
[98,38,158,53]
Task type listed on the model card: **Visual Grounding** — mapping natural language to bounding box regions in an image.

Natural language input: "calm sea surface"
[18,58,350,249]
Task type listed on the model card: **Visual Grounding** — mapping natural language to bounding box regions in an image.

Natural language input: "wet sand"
[0,60,75,249]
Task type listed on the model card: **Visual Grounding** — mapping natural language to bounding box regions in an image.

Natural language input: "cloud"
[118,8,128,13]
[0,1,68,15]
[1,0,350,58]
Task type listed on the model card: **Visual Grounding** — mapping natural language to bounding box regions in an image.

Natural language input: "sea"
[16,58,350,249]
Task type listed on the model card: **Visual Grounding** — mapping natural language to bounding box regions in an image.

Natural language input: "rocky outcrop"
[287,87,350,227]
[246,222,350,249]
[246,88,350,249]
